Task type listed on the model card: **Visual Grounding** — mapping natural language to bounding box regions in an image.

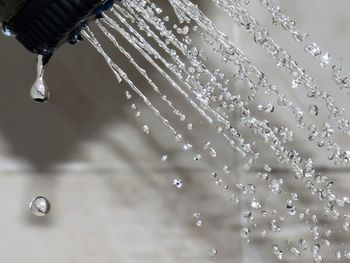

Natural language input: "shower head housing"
[0,0,114,62]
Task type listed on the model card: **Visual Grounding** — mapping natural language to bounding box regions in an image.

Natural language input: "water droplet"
[309,105,319,116]
[272,245,283,260]
[187,123,193,130]
[299,239,309,249]
[290,247,301,256]
[208,248,217,257]
[209,148,217,157]
[194,154,202,161]
[125,90,132,99]
[336,251,342,260]
[291,78,301,89]
[305,43,321,56]
[286,199,297,215]
[320,52,330,67]
[291,193,299,201]
[29,196,51,216]
[175,134,183,141]
[223,166,231,175]
[203,141,211,150]
[270,219,280,232]
[240,227,250,239]
[264,164,272,172]
[258,103,274,113]
[142,124,150,135]
[173,179,183,188]
[251,199,262,209]
[30,55,49,103]
[183,143,192,150]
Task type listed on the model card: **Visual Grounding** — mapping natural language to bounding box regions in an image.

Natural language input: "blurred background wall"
[0,0,349,262]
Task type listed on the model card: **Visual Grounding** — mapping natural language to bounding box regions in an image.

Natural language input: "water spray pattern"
[81,0,350,261]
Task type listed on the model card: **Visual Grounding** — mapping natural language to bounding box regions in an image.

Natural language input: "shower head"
[0,0,115,63]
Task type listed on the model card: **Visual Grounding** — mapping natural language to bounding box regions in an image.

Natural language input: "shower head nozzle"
[1,0,115,61]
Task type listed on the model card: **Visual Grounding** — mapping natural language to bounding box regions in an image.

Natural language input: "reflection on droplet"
[305,43,321,57]
[29,196,51,216]
[240,227,250,239]
[142,124,150,135]
[290,247,301,256]
[320,52,330,67]
[208,248,217,257]
[309,105,319,116]
[30,55,49,103]
[173,179,183,188]
[196,219,202,227]
[161,155,168,162]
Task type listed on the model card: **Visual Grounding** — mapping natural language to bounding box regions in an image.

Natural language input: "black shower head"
[0,0,115,62]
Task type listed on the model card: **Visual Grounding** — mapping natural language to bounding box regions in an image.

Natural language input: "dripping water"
[30,55,49,103]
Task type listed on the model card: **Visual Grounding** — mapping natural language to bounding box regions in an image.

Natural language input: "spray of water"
[80,0,350,261]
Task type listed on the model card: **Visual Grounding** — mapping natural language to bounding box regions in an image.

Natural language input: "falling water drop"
[299,239,309,249]
[193,213,202,227]
[320,52,331,67]
[125,90,132,99]
[208,248,217,257]
[309,105,319,116]
[291,79,301,89]
[209,148,217,157]
[240,227,250,239]
[30,55,49,103]
[142,124,150,135]
[29,196,51,216]
[194,154,202,161]
[183,143,192,150]
[305,43,321,56]
[251,199,262,209]
[173,179,183,188]
[290,247,301,256]
[272,245,283,260]
[196,219,203,227]
[336,251,342,260]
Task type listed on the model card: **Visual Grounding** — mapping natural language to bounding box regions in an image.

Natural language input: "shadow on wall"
[0,33,134,172]
[0,0,211,173]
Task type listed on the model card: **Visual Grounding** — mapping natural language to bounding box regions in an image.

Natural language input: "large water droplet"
[29,196,51,216]
[208,248,217,257]
[30,55,49,103]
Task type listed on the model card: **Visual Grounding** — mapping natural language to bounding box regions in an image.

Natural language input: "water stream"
[79,0,350,261]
